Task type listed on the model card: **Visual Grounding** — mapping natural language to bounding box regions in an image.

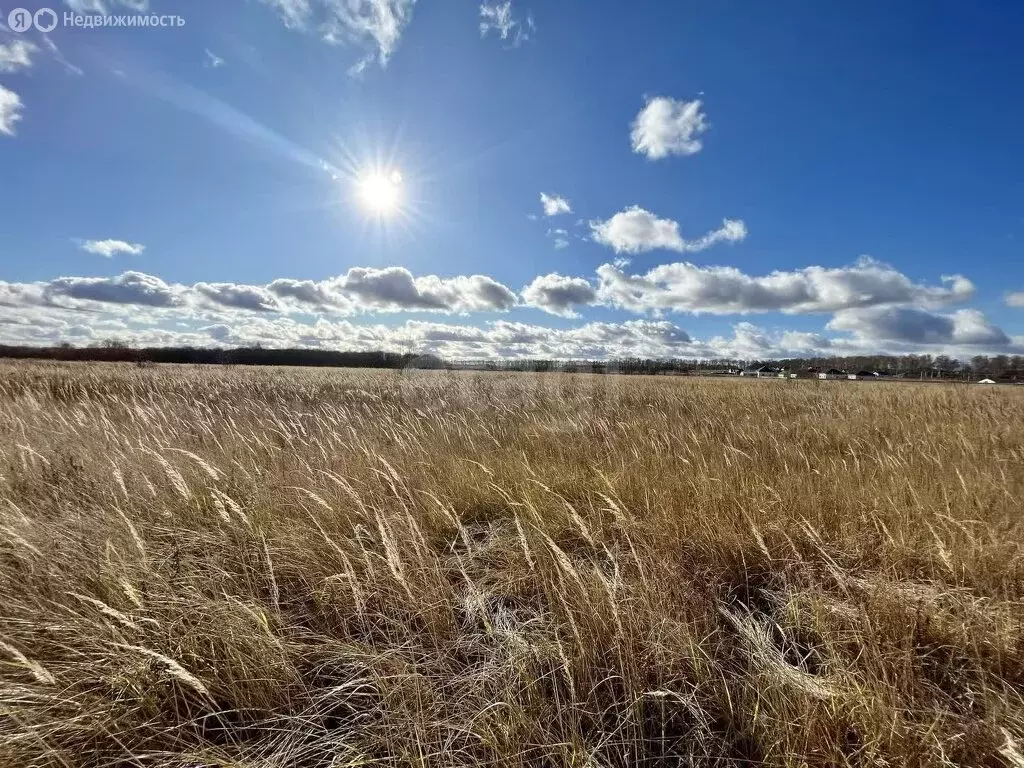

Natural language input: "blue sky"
[1,0,1022,359]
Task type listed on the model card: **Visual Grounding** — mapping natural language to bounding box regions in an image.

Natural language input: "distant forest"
[1,342,1022,381]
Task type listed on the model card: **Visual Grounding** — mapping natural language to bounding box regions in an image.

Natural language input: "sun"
[357,170,403,215]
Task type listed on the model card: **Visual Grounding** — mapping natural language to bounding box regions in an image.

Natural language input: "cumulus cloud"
[194,283,282,313]
[590,206,747,254]
[0,85,24,137]
[267,278,353,311]
[80,239,146,258]
[540,192,571,217]
[260,0,416,70]
[778,331,835,351]
[46,272,181,308]
[595,257,975,315]
[480,1,533,47]
[0,295,1018,361]
[827,307,1010,347]
[0,267,519,318]
[631,96,709,160]
[0,281,48,308]
[1006,292,1024,308]
[0,39,38,73]
[339,267,517,313]
[522,274,598,317]
[0,262,1011,360]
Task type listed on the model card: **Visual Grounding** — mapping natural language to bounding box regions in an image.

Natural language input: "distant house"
[818,368,845,380]
[741,365,780,378]
[848,370,881,380]
[978,378,996,385]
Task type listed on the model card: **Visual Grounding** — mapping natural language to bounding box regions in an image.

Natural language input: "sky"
[1,0,1023,361]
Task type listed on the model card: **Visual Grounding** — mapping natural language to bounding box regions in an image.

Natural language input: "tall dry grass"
[1,360,1023,767]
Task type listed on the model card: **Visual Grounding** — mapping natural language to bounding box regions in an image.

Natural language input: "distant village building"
[741,365,781,378]
[818,368,846,380]
[978,378,996,385]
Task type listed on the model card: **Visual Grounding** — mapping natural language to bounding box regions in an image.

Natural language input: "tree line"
[0,343,1021,381]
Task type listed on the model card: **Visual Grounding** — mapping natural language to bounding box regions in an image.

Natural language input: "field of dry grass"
[1,361,1023,767]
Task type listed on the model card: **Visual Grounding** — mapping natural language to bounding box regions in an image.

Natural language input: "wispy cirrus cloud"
[259,0,416,71]
[480,1,533,47]
[62,0,149,13]
[0,39,38,73]
[204,49,225,68]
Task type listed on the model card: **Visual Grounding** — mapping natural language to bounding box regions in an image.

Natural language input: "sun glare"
[357,170,403,215]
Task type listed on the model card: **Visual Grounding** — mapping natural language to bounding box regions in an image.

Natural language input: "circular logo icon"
[34,8,58,33]
[7,8,33,33]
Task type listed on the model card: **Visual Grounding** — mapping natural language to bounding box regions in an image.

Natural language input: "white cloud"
[631,96,709,160]
[827,307,1010,347]
[46,272,182,308]
[80,239,146,258]
[0,85,24,137]
[540,192,571,217]
[0,266,517,318]
[0,262,1012,361]
[41,35,84,76]
[522,274,598,318]
[267,278,354,312]
[590,206,747,254]
[546,228,570,250]
[260,0,416,70]
[0,294,1018,361]
[1006,292,1024,308]
[1,261,982,333]
[480,1,533,47]
[0,39,38,73]
[335,266,517,313]
[595,257,976,316]
[259,0,310,27]
[63,0,148,13]
[204,49,225,68]
[195,283,282,313]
